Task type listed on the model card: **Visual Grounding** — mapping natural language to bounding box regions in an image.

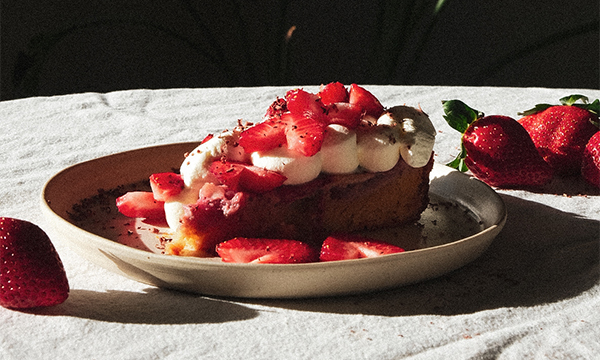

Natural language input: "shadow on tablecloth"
[239,193,599,316]
[20,288,259,324]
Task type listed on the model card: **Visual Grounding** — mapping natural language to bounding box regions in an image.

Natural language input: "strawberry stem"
[442,100,483,172]
[442,100,484,133]
[447,143,468,172]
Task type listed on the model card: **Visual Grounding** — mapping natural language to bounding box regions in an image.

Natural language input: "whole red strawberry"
[0,217,69,309]
[581,131,600,188]
[443,100,553,188]
[518,95,599,175]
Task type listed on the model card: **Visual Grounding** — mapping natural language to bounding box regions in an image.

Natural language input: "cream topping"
[378,105,436,168]
[179,107,435,189]
[251,147,323,185]
[175,105,436,225]
[356,126,402,172]
[179,128,247,189]
[321,124,360,174]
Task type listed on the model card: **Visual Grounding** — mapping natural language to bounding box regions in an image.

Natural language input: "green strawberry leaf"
[573,98,600,115]
[559,94,589,106]
[446,143,468,172]
[590,110,600,128]
[441,100,483,134]
[519,95,599,116]
[517,103,553,116]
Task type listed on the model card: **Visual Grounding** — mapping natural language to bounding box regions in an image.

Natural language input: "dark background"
[2,0,599,101]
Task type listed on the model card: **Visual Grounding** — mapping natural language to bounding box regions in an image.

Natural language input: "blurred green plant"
[10,0,446,98]
[369,0,448,83]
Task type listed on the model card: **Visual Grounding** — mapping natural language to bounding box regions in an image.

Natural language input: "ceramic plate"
[41,142,506,298]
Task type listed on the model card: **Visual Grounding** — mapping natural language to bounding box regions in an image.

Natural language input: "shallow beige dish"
[41,142,506,299]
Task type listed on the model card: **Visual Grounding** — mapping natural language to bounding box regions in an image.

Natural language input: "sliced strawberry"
[325,102,363,129]
[200,133,214,144]
[318,82,349,105]
[0,217,69,309]
[149,172,184,201]
[216,237,318,264]
[238,118,287,153]
[208,161,245,191]
[319,233,405,262]
[285,88,328,123]
[348,84,384,119]
[116,191,165,220]
[209,160,287,193]
[239,164,287,193]
[283,112,325,157]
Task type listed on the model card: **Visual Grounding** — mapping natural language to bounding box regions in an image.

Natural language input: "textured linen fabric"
[1,86,599,359]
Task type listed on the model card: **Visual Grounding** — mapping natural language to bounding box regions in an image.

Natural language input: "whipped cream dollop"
[251,147,323,185]
[321,124,360,174]
[167,105,436,229]
[180,128,248,189]
[377,105,437,168]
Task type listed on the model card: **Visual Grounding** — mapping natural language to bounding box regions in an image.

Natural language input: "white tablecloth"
[1,86,599,359]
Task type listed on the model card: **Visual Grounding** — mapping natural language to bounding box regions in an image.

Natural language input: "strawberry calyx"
[442,100,484,172]
[518,94,600,117]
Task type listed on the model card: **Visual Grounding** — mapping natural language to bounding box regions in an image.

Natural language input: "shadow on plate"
[231,193,599,316]
[24,287,259,325]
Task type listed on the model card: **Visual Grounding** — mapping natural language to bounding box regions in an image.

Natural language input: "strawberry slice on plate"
[116,191,165,220]
[318,82,349,105]
[216,237,318,264]
[209,160,287,193]
[0,217,69,309]
[319,233,405,261]
[238,118,287,154]
[149,172,184,201]
[348,84,384,119]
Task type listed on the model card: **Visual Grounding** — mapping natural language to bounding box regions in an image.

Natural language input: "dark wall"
[2,1,598,100]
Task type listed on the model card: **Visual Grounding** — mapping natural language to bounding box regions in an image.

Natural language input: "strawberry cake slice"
[117,83,436,261]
